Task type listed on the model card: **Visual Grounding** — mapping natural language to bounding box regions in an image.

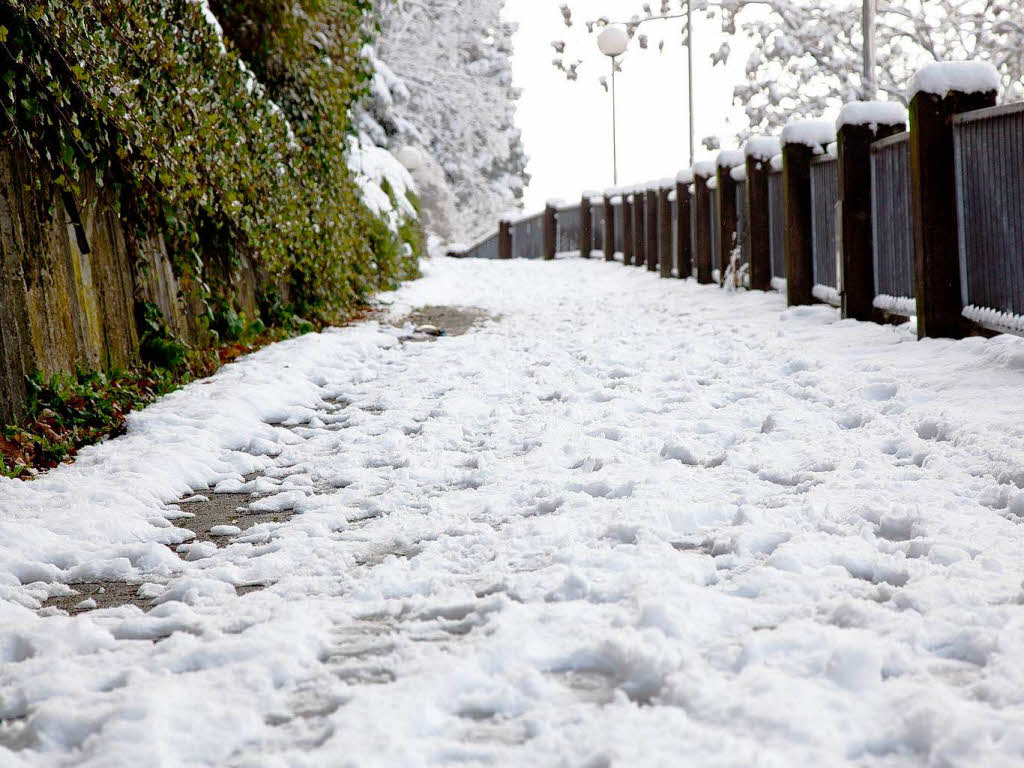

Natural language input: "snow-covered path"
[4,257,1024,767]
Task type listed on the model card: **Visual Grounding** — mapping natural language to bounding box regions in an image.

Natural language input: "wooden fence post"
[658,182,673,278]
[543,202,557,261]
[603,191,616,262]
[693,163,715,284]
[580,193,593,259]
[836,103,907,321]
[633,189,646,268]
[781,121,836,305]
[744,138,780,291]
[675,171,693,279]
[499,218,512,260]
[645,187,659,272]
[716,151,744,285]
[622,192,634,266]
[908,63,999,339]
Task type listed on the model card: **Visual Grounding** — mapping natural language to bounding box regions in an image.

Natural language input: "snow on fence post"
[658,181,673,278]
[603,191,616,262]
[633,188,647,268]
[645,186,659,273]
[499,217,512,260]
[908,61,999,339]
[716,150,744,286]
[782,120,836,306]
[836,102,908,321]
[675,170,694,279]
[744,137,781,291]
[580,193,593,259]
[692,163,716,284]
[622,190,635,266]
[543,202,557,260]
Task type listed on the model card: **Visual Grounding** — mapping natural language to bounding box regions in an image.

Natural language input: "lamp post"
[597,25,628,185]
[862,0,877,99]
[686,0,694,167]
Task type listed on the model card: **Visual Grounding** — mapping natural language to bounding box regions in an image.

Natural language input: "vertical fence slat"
[954,102,1024,331]
[870,133,914,315]
[768,170,786,286]
[810,156,839,303]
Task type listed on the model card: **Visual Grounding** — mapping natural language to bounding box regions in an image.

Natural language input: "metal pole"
[862,0,876,99]
[687,0,695,166]
[611,56,619,185]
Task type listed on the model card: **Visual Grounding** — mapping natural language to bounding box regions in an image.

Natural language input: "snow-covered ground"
[3,256,1024,767]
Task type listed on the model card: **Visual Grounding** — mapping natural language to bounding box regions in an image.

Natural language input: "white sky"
[505,0,757,210]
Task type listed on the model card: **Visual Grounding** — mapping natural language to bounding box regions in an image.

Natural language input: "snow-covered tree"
[727,0,1024,132]
[362,0,528,242]
[554,1,1024,136]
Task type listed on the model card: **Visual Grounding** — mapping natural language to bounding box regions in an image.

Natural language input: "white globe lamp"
[597,25,629,58]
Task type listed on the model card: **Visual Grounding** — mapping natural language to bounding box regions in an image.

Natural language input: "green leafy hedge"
[0,0,421,324]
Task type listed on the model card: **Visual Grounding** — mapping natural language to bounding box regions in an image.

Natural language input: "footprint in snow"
[567,479,636,499]
[862,382,899,401]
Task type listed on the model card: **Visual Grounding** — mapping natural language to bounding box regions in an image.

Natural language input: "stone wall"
[0,148,259,424]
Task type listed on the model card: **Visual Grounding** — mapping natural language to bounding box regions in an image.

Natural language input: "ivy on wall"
[0,0,421,324]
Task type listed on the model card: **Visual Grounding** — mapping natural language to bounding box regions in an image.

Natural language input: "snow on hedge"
[909,61,1001,101]
[676,168,694,184]
[346,136,417,231]
[781,120,837,153]
[837,101,908,130]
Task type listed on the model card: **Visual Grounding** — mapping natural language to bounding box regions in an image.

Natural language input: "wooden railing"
[455,64,1021,340]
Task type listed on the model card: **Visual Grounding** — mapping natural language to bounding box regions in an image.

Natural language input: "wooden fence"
[456,66,1023,341]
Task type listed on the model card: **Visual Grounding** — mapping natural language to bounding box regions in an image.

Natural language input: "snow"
[781,120,837,153]
[730,165,747,182]
[676,168,694,184]
[874,294,918,318]
[716,149,745,169]
[706,176,719,190]
[812,284,841,306]
[745,136,782,161]
[963,305,1024,335]
[770,153,784,171]
[693,161,717,178]
[4,257,1024,764]
[909,61,1002,101]
[770,276,787,292]
[363,2,526,241]
[837,101,908,130]
[346,136,418,230]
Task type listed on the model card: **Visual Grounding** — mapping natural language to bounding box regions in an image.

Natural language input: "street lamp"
[597,25,628,185]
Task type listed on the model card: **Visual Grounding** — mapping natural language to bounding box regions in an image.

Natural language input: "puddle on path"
[391,305,498,339]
